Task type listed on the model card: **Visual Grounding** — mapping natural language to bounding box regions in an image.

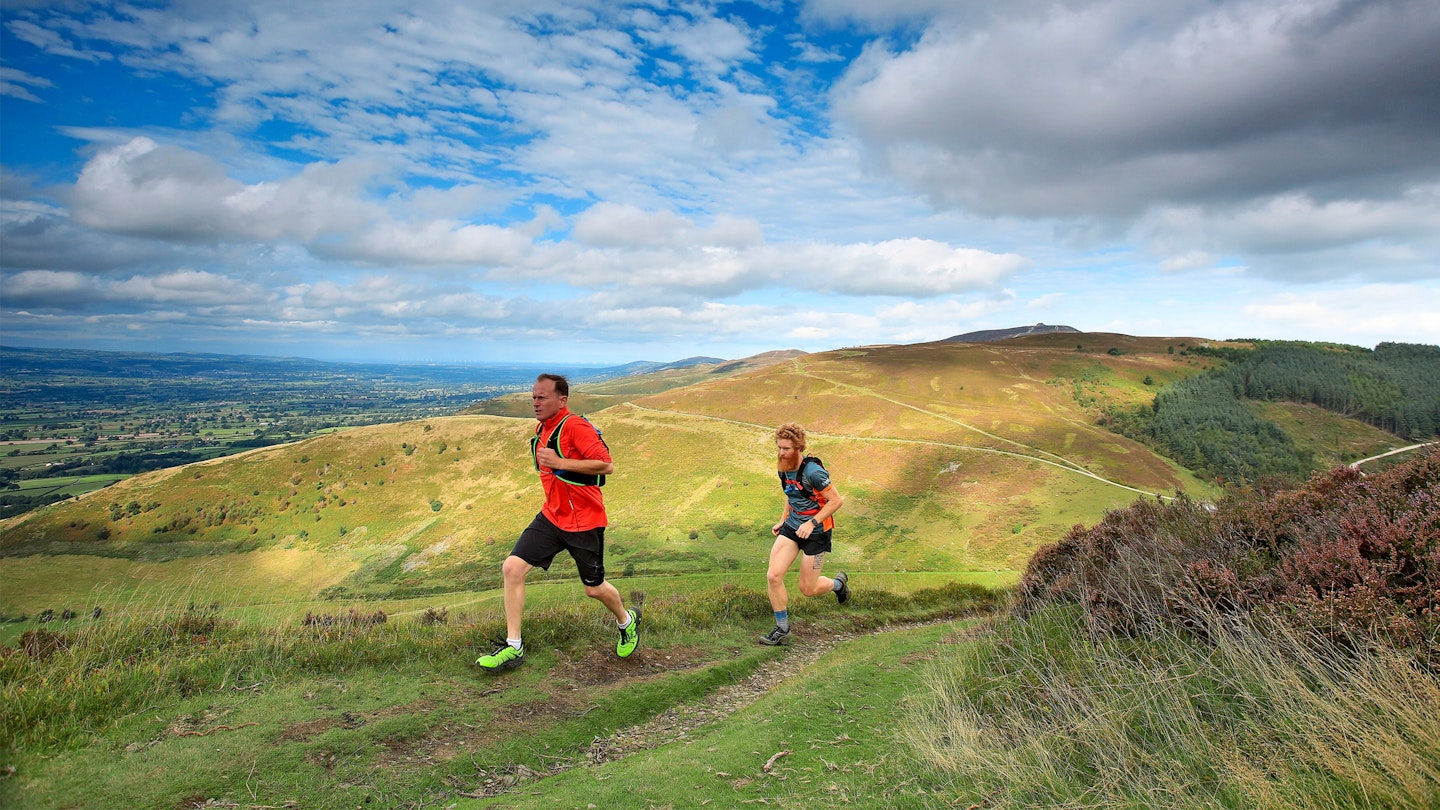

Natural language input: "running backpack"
[779,455,828,517]
[532,414,608,487]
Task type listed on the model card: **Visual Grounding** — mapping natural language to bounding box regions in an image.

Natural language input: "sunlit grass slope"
[463,349,804,417]
[0,333,1311,625]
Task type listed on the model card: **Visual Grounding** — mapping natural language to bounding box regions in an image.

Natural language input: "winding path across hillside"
[1349,441,1438,470]
[622,400,1176,502]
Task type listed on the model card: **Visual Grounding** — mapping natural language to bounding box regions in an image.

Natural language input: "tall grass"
[2,579,1001,757]
[903,448,1440,809]
[902,606,1440,809]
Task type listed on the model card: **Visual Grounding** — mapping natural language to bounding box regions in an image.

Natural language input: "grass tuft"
[901,606,1440,809]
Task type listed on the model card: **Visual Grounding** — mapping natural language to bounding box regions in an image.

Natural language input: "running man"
[475,374,640,672]
[760,422,849,646]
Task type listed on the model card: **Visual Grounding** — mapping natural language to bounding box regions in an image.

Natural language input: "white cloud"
[831,0,1440,278]
[1242,284,1440,344]
[0,66,51,102]
[107,269,269,307]
[3,0,1438,362]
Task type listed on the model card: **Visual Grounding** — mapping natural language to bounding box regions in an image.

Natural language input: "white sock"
[617,615,631,630]
[507,637,522,650]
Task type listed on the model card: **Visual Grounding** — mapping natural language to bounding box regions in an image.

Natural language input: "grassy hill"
[3,334,1417,629]
[2,333,1433,808]
[1,337,1196,619]
[461,349,804,417]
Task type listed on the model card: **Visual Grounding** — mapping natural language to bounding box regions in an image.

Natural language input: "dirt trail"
[1349,441,1437,469]
[457,616,982,801]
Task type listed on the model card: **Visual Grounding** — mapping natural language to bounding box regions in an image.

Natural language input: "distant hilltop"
[577,355,728,381]
[578,351,804,382]
[942,323,1081,343]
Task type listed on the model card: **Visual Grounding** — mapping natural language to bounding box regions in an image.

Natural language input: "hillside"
[462,349,804,417]
[1,333,1416,622]
[3,334,1433,809]
[942,322,1080,342]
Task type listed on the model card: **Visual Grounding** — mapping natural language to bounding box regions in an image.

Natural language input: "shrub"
[1019,447,1440,663]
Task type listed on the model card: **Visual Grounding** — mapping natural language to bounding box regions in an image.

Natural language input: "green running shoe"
[834,571,850,605]
[617,607,641,658]
[475,643,524,673]
[759,625,791,646]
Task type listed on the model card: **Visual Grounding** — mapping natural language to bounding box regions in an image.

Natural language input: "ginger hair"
[774,423,807,453]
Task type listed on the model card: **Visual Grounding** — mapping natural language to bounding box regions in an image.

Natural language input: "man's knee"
[800,581,828,598]
[501,555,530,581]
[765,568,787,588]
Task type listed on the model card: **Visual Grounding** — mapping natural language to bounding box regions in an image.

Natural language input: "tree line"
[1103,341,1440,484]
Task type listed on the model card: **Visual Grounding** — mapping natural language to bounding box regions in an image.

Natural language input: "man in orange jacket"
[476,374,640,672]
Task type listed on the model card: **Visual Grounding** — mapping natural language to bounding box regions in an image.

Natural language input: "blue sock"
[774,610,789,631]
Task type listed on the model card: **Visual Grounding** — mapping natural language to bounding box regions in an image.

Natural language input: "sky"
[2,0,1439,365]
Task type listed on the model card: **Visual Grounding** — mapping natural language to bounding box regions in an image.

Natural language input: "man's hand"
[796,519,814,539]
[535,446,564,470]
[536,447,613,475]
[772,521,783,537]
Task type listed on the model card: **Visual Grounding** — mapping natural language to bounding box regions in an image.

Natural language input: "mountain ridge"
[942,322,1081,342]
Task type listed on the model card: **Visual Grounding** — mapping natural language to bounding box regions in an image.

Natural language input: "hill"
[6,453,1435,809]
[577,355,728,380]
[942,322,1080,342]
[3,334,1419,621]
[3,333,1434,808]
[462,349,804,417]
[0,335,1206,619]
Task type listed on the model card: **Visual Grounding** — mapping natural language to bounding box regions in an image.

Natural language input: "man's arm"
[810,484,843,524]
[772,501,792,536]
[795,484,843,539]
[534,446,614,476]
[535,446,613,472]
[535,419,614,476]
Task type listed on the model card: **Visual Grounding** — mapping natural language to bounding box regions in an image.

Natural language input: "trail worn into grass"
[461,617,971,801]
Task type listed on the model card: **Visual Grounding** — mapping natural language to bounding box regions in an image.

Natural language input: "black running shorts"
[778,522,832,557]
[511,513,607,586]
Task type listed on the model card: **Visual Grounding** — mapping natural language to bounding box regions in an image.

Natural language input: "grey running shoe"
[476,644,524,673]
[759,625,791,646]
[834,571,850,605]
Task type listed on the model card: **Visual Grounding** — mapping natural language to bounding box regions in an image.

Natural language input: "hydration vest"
[779,455,829,521]
[532,414,607,487]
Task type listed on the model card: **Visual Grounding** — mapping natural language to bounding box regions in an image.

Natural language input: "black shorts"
[779,522,832,557]
[511,513,607,586]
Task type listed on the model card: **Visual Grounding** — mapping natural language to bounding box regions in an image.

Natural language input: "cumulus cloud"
[800,238,1027,296]
[1,267,271,311]
[1136,186,1440,280]
[1242,283,1440,344]
[65,137,541,268]
[835,0,1440,212]
[829,0,1440,289]
[3,0,1438,360]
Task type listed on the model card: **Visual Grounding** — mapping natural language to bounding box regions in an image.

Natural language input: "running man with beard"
[760,422,849,646]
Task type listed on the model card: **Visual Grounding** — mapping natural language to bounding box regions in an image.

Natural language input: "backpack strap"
[532,414,607,487]
[778,455,827,515]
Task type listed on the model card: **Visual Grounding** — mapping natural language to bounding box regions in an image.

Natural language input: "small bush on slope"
[1017,447,1440,663]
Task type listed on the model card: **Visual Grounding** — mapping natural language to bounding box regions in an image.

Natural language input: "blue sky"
[2,0,1438,364]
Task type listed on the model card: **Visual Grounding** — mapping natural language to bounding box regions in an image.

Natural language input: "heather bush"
[1019,447,1440,662]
